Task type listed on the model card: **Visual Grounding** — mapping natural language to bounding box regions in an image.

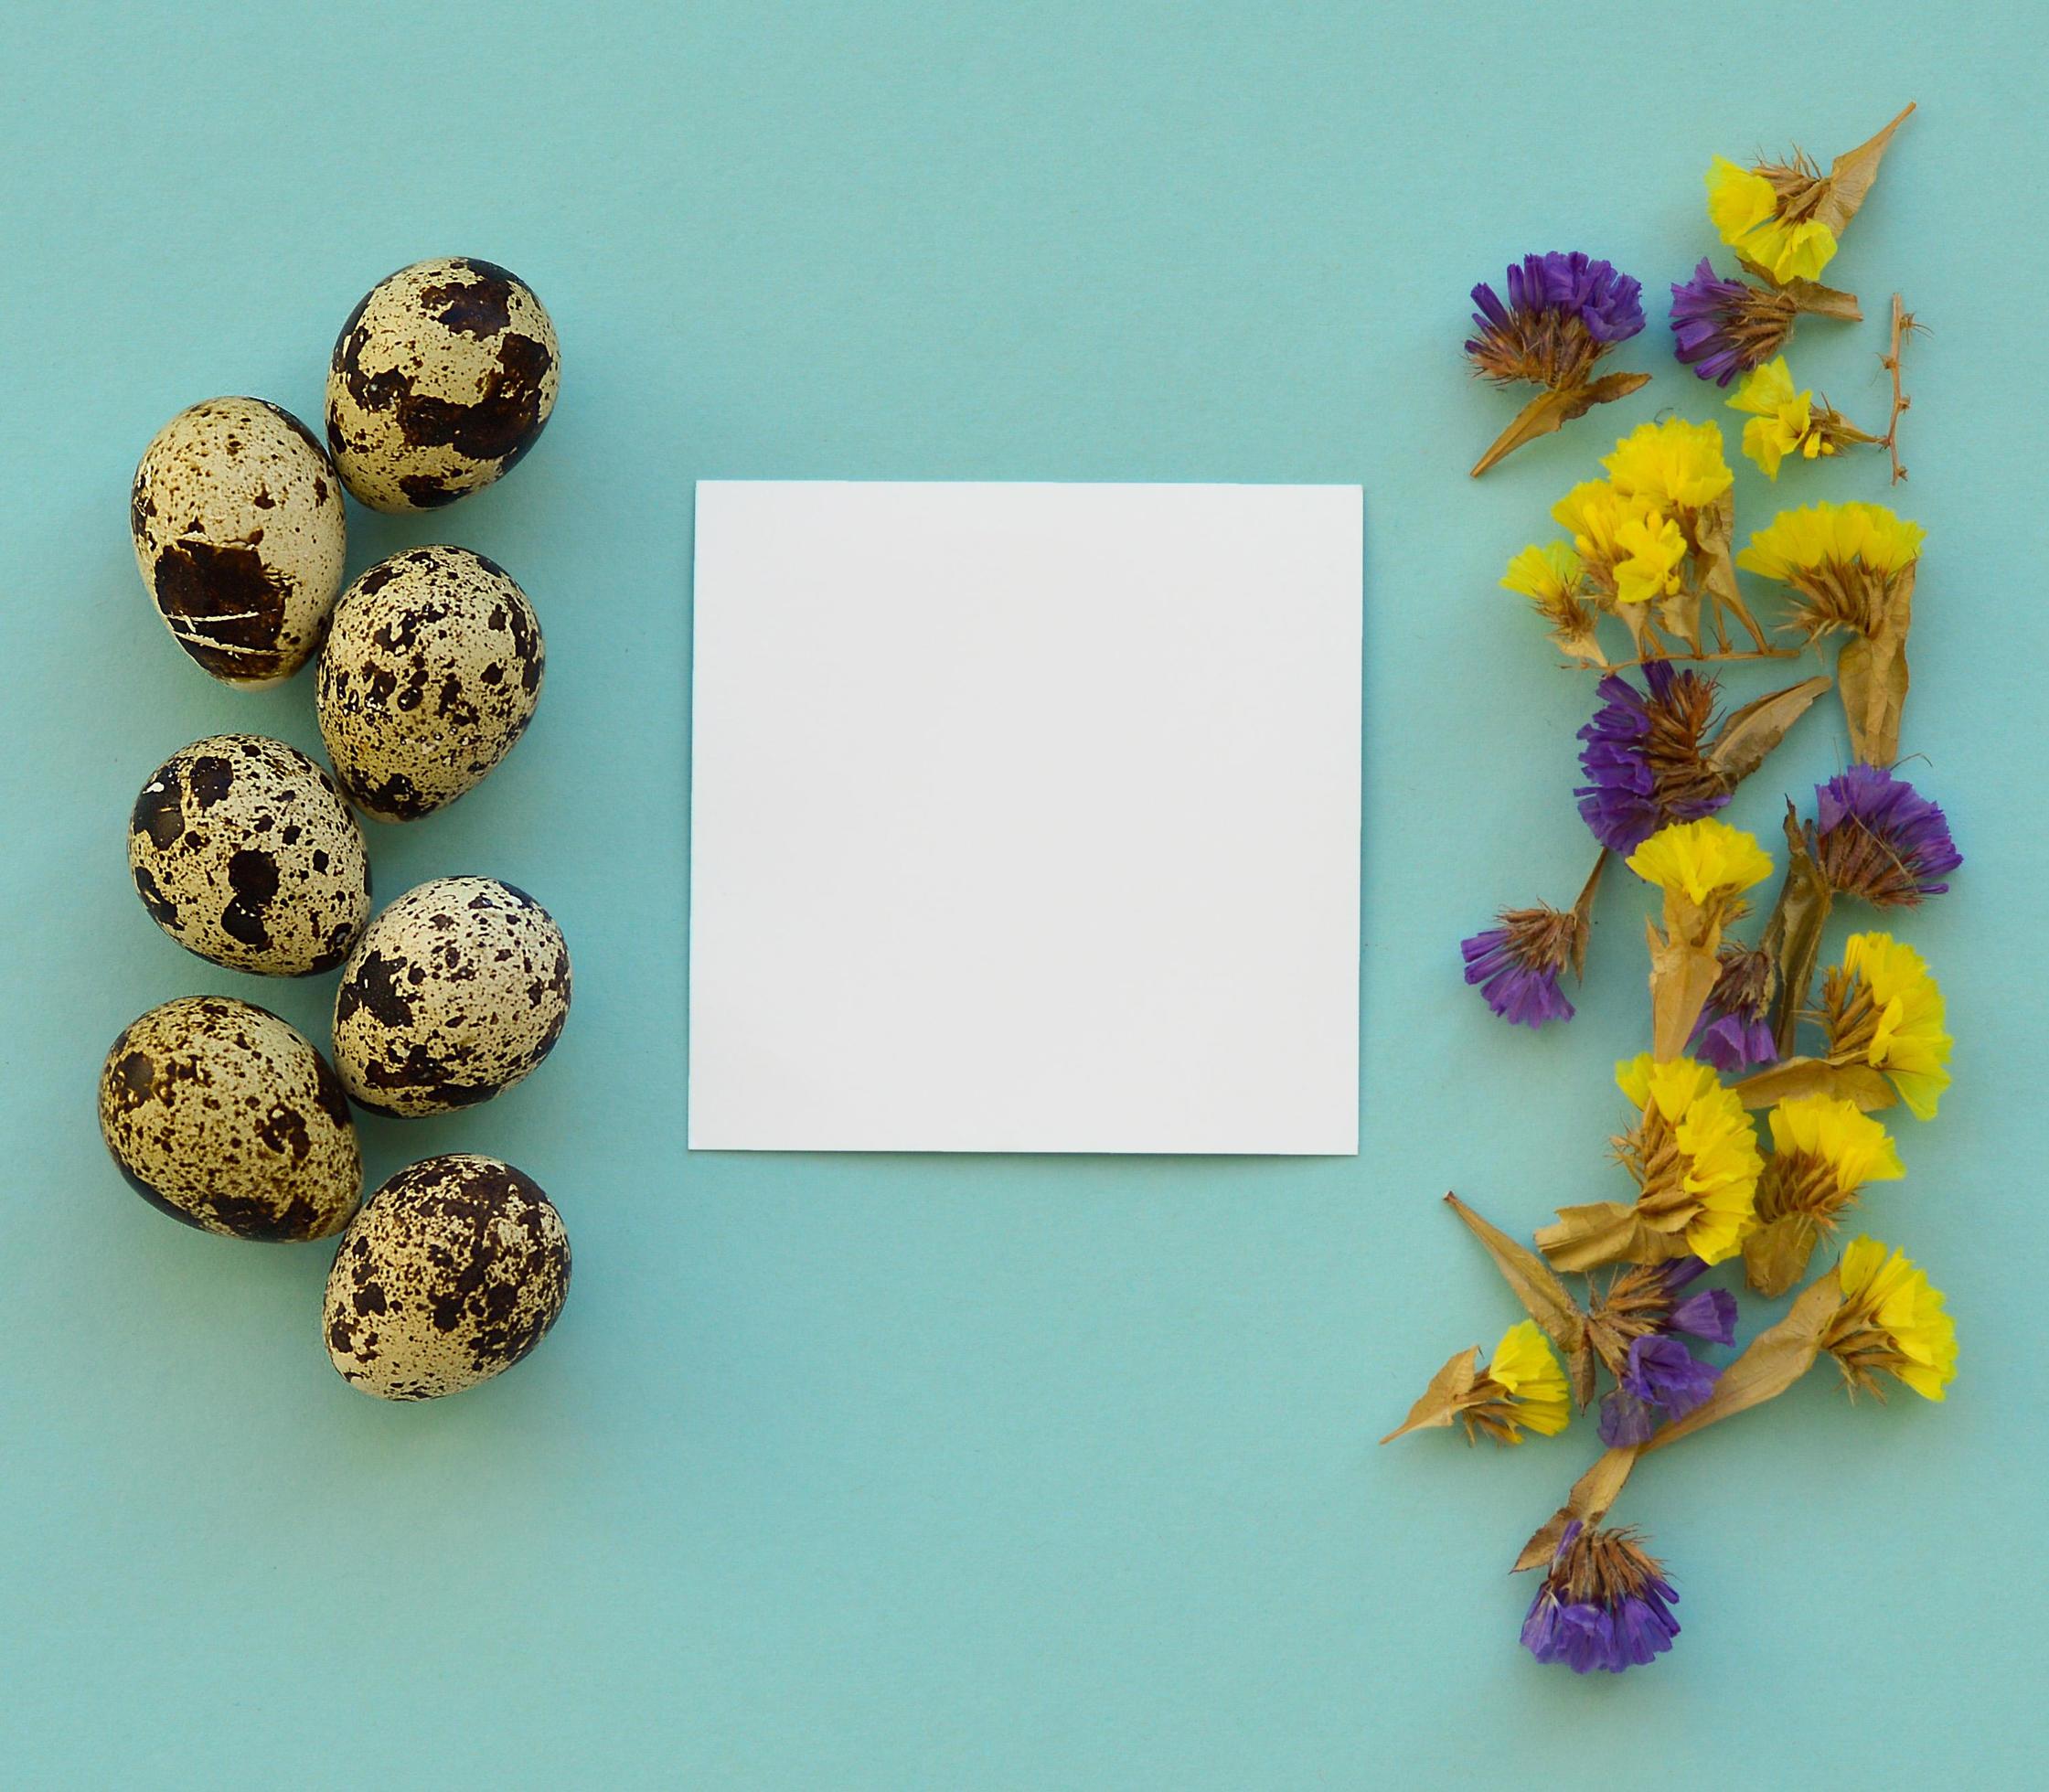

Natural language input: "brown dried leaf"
[1837,561,1915,764]
[1780,276,1863,323]
[1444,1194,1589,1401]
[1647,915,1724,1064]
[1380,1347,1480,1444]
[1706,676,1831,784]
[1817,103,1916,239]
[1693,490,1770,652]
[1534,1201,1692,1275]
[1641,1268,1844,1451]
[1470,371,1652,477]
[1512,1446,1642,1573]
[1769,805,1833,1056]
[1742,1213,1822,1298]
[1730,1056,1897,1111]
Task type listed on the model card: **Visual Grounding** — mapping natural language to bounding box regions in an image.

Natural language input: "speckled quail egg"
[323,1154,571,1400]
[325,258,560,512]
[315,545,545,821]
[99,996,361,1240]
[130,397,347,685]
[129,734,370,976]
[331,878,571,1116]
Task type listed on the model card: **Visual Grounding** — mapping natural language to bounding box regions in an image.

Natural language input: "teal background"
[2,2,2041,1785]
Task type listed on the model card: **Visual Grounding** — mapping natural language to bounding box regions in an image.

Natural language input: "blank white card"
[688,482,1362,1154]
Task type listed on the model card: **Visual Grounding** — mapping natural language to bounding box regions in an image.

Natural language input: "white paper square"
[688,481,1362,1154]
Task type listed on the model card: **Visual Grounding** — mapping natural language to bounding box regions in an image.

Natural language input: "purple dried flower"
[1593,1259,1734,1445]
[1467,252,1645,390]
[1460,908,1577,1029]
[1688,943,1779,1074]
[1668,258,1780,386]
[1575,662,1732,855]
[1811,765,1962,908]
[1622,1334,1720,1418]
[1521,1520,1681,1675]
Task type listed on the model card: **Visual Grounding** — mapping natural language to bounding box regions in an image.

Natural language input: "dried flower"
[1587,1258,1736,1445]
[1461,911,1577,1029]
[1819,1235,1957,1401]
[1744,1095,1905,1296]
[1810,764,1961,908]
[1707,156,1839,283]
[1702,106,1915,290]
[1382,1319,1573,1445]
[1575,663,1731,855]
[1603,417,1735,515]
[1739,501,1925,618]
[1818,932,1952,1120]
[1628,816,1776,1058]
[1668,254,1860,387]
[1689,943,1778,1073]
[1500,540,1605,665]
[1467,252,1647,382]
[1552,479,1687,610]
[1537,1054,1762,1271]
[1465,252,1650,476]
[1460,854,1606,1030]
[1521,1520,1680,1673]
[1741,500,1926,765]
[1726,357,1877,479]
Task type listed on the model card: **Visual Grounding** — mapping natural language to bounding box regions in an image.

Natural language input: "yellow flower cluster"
[1706,156,1838,283]
[1836,932,1954,1121]
[1830,1236,1958,1401]
[1603,417,1734,512]
[1627,817,1774,908]
[1766,1093,1905,1195]
[1616,1053,1763,1264]
[1483,1320,1572,1440]
[1727,358,1826,480]
[1548,421,1734,610]
[1499,540,1583,617]
[1737,501,1926,584]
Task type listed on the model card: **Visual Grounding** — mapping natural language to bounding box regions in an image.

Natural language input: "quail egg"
[99,996,361,1240]
[315,545,544,821]
[324,1153,571,1400]
[325,258,559,512]
[129,734,370,975]
[332,877,571,1116]
[130,397,347,685]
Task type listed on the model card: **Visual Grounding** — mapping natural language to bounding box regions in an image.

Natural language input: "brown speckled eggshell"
[130,397,347,685]
[129,734,371,975]
[315,546,544,821]
[325,258,560,513]
[99,996,361,1240]
[331,877,571,1116]
[324,1154,570,1400]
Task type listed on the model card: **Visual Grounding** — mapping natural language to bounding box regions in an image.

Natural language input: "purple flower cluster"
[1668,258,1761,386]
[1598,1260,1736,1447]
[1689,944,1778,1074]
[1460,909,1576,1029]
[1813,764,1962,907]
[1521,1521,1681,1675]
[1470,251,1647,348]
[1576,663,1729,855]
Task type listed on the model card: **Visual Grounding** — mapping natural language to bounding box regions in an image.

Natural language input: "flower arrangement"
[1399,104,1958,1675]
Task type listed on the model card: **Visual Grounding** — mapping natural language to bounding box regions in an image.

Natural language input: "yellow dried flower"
[1820,932,1953,1121]
[1602,417,1734,513]
[1627,818,1774,908]
[1820,1235,1957,1401]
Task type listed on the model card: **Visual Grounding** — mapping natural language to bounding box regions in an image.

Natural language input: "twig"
[1879,293,1919,483]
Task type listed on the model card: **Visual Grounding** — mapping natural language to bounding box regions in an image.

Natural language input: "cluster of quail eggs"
[101,259,573,1403]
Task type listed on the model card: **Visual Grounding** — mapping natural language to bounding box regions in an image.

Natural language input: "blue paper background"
[3,3,2041,1784]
